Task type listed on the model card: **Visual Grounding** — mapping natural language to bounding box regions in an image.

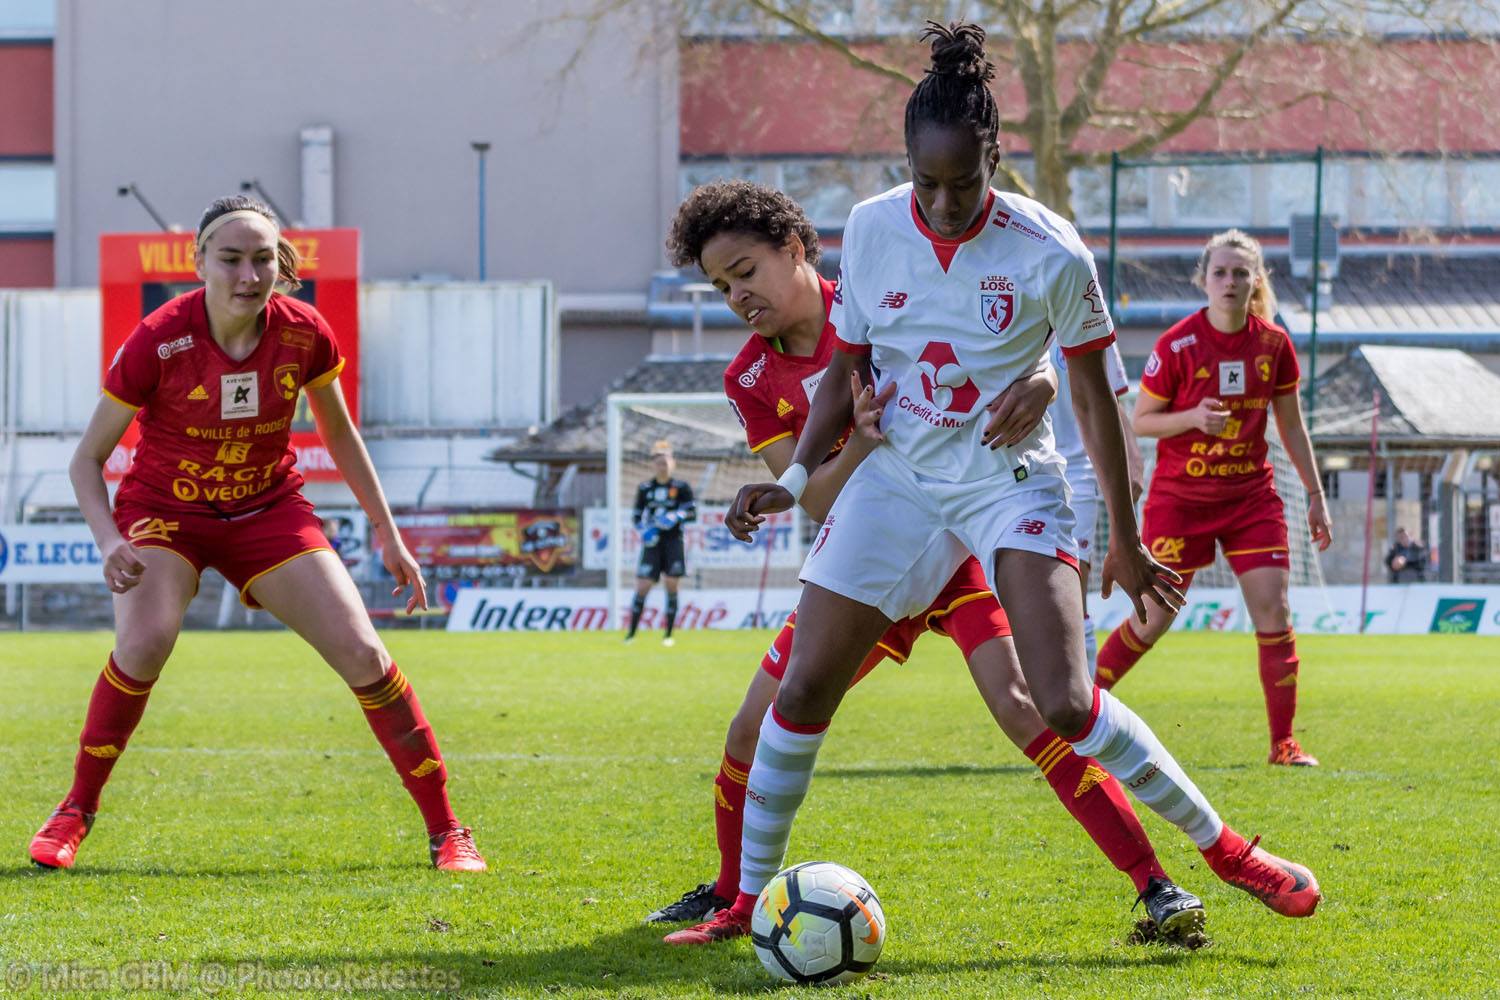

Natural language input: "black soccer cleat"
[645,881,732,924]
[1139,876,1208,947]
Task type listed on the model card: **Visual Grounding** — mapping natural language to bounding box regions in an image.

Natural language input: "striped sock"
[1256,628,1300,744]
[736,705,829,913]
[1095,619,1153,689]
[712,751,751,901]
[1067,687,1223,849]
[66,655,158,813]
[1026,730,1166,894]
[352,662,458,837]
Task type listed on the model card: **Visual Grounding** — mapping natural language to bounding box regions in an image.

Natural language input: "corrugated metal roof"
[1311,345,1500,443]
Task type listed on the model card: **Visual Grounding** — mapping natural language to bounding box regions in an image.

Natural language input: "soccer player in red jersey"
[647,180,1206,946]
[722,23,1320,934]
[1096,229,1332,767]
[27,196,486,873]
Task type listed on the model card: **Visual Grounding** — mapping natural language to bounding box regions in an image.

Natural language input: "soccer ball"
[751,861,886,986]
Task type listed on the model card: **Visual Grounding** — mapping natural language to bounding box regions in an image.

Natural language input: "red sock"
[352,663,458,837]
[66,655,158,813]
[1256,629,1300,744]
[1200,824,1248,868]
[731,890,757,920]
[1025,730,1166,894]
[1095,619,1153,690]
[712,751,750,901]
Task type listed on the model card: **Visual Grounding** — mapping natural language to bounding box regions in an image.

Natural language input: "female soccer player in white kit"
[717,21,1322,937]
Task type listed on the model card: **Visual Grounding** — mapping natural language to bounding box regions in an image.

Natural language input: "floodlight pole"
[1306,146,1325,429]
[471,141,491,281]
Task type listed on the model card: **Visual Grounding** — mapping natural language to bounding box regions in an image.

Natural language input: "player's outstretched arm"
[307,379,428,613]
[1271,391,1333,551]
[70,396,147,594]
[1069,350,1185,622]
[726,349,863,541]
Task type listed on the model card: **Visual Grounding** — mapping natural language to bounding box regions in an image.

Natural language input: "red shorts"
[1142,486,1290,578]
[760,557,1011,686]
[113,492,331,609]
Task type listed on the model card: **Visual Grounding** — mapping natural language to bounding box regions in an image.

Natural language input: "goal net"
[604,393,806,631]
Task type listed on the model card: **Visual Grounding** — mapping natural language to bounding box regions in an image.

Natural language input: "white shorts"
[1071,491,1098,565]
[800,445,1078,620]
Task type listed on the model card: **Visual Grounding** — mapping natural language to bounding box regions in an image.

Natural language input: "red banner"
[99,229,360,481]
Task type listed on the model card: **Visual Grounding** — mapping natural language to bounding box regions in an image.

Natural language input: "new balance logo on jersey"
[1014,518,1047,536]
[879,291,908,309]
[187,385,209,400]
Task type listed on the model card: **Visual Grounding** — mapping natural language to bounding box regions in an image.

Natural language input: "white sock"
[739,707,829,899]
[1083,614,1098,682]
[1069,688,1223,848]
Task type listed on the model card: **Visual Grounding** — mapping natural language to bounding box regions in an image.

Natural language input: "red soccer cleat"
[663,907,751,945]
[429,827,487,873]
[29,803,95,870]
[1205,832,1321,917]
[1269,737,1319,767]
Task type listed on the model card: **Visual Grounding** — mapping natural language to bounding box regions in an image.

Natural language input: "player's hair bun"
[922,20,994,85]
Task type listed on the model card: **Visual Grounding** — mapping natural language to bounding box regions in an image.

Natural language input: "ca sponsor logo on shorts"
[128,517,179,543]
[1150,536,1186,563]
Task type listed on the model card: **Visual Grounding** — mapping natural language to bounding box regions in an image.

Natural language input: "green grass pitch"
[2,630,1497,998]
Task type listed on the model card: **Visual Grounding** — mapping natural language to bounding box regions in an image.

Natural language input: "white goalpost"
[604,392,806,631]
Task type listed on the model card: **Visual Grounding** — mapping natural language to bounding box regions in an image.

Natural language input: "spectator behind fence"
[1385,527,1427,583]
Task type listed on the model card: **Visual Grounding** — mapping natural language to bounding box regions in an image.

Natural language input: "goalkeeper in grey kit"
[626,443,697,645]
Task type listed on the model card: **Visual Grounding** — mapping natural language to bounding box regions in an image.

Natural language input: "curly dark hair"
[666,179,820,270]
[904,20,999,148]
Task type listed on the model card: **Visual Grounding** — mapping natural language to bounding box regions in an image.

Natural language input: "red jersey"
[104,289,344,516]
[1139,308,1299,504]
[723,277,840,455]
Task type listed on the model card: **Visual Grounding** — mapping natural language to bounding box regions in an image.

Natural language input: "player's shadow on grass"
[0,860,407,880]
[819,763,1032,780]
[224,924,1278,996]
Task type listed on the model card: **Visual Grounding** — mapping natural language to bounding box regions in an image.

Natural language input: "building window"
[1456,159,1500,228]
[1360,158,1450,228]
[780,159,860,229]
[0,0,53,38]
[0,161,55,231]
[1264,161,1350,229]
[1165,163,1250,226]
[679,160,765,198]
[1072,164,1148,230]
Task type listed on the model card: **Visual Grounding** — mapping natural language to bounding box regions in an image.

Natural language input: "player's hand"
[982,368,1055,449]
[640,525,660,547]
[1308,492,1333,551]
[1190,397,1231,436]
[850,371,895,446]
[1101,542,1185,624]
[726,483,794,542]
[382,540,429,614]
[102,537,147,595]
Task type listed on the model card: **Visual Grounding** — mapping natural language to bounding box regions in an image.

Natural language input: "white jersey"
[831,184,1115,484]
[1050,338,1130,500]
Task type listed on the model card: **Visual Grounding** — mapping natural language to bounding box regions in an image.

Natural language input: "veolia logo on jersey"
[979,275,1016,335]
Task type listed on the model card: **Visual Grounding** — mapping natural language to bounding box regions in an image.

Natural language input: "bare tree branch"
[741,0,916,86]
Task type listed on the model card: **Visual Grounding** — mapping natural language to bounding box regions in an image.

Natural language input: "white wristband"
[776,463,810,504]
